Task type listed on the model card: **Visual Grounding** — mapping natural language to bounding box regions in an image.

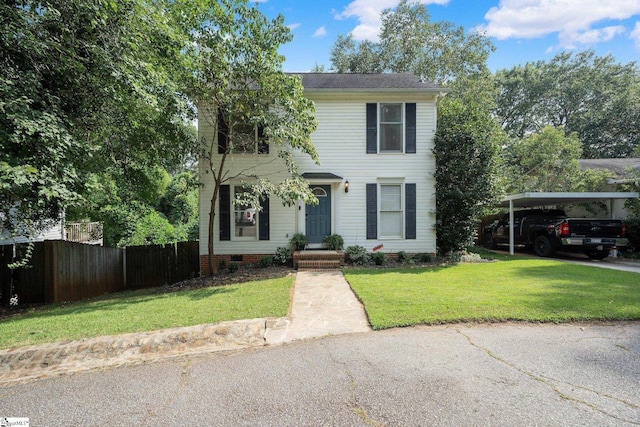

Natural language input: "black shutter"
[366,183,377,239]
[405,103,416,154]
[219,185,231,241]
[257,125,269,154]
[405,183,416,239]
[259,195,270,240]
[217,110,228,154]
[366,103,377,154]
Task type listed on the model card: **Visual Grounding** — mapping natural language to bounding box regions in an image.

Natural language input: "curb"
[0,317,290,385]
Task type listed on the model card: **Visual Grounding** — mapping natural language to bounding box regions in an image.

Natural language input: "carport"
[498,192,639,255]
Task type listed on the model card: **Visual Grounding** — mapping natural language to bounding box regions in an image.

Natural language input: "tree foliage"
[190,0,319,274]
[494,50,640,158]
[503,126,584,193]
[0,0,196,241]
[434,99,505,254]
[329,0,495,102]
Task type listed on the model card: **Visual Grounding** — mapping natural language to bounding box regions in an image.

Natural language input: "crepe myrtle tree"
[190,0,319,274]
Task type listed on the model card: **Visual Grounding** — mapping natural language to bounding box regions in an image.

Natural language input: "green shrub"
[419,253,433,263]
[228,262,239,273]
[397,251,408,263]
[218,260,226,271]
[259,256,274,268]
[290,233,308,251]
[372,251,386,265]
[323,234,344,250]
[274,247,292,265]
[345,245,370,265]
[625,218,640,251]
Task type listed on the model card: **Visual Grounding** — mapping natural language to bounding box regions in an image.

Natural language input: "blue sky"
[254,0,640,72]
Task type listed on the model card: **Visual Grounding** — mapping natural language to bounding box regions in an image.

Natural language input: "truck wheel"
[483,233,497,249]
[585,250,609,260]
[533,236,555,257]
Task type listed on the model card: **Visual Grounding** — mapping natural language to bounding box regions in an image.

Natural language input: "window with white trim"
[379,184,403,238]
[233,186,257,239]
[379,103,403,152]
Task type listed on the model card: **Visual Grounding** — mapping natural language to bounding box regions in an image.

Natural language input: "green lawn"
[344,258,640,329]
[0,276,294,349]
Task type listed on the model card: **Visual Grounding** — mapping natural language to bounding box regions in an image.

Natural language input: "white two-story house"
[198,73,447,271]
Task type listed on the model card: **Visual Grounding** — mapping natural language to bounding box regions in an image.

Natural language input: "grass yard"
[0,276,294,349]
[344,258,640,329]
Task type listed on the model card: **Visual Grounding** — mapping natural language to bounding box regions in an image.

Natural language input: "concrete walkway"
[265,270,371,344]
[2,270,371,384]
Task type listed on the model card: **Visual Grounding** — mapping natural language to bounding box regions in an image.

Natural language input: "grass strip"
[0,276,294,349]
[345,258,640,329]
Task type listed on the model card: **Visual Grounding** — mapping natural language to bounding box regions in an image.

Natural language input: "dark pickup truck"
[483,209,628,259]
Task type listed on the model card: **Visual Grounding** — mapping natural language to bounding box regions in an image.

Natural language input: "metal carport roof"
[498,192,639,254]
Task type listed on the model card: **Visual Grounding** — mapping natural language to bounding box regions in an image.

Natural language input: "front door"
[306,185,331,244]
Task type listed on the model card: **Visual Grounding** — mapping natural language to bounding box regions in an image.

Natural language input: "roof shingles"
[290,73,446,91]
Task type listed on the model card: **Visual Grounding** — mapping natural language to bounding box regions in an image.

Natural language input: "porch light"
[344,180,349,193]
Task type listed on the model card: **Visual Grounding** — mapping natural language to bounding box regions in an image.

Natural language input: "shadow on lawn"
[509,263,640,319]
[3,285,237,322]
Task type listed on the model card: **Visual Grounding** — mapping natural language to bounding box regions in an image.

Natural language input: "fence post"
[123,246,127,289]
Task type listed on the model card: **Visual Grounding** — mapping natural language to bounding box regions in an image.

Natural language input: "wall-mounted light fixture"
[344,180,349,193]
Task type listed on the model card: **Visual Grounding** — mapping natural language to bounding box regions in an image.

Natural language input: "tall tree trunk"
[207,153,227,275]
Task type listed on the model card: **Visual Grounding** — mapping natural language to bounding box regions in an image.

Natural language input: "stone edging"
[0,317,289,385]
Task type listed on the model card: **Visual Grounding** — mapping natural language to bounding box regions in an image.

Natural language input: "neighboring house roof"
[291,73,448,93]
[579,158,640,183]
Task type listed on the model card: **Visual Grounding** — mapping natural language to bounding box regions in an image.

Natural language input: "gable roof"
[291,73,448,92]
[579,158,640,179]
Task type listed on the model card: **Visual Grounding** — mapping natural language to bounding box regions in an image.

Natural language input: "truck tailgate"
[567,219,624,237]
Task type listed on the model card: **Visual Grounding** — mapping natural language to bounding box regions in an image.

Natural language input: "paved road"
[2,323,639,426]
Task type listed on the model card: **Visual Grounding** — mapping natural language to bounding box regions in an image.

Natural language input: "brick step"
[297,259,342,270]
[293,250,345,269]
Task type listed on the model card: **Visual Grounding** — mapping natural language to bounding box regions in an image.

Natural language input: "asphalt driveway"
[2,323,638,426]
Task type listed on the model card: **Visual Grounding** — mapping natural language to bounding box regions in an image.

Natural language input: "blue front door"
[306,185,331,244]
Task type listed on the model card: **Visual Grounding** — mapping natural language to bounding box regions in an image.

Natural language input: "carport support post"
[509,200,515,255]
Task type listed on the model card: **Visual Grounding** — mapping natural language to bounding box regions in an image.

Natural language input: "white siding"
[199,92,438,256]
[0,220,64,245]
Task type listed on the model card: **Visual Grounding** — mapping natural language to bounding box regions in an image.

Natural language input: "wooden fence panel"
[125,244,176,290]
[0,243,46,305]
[48,241,124,303]
[176,241,200,282]
[2,240,197,306]
[0,245,10,306]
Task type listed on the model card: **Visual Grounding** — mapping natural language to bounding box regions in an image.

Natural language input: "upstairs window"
[231,124,258,154]
[217,110,269,154]
[379,104,403,152]
[366,103,416,154]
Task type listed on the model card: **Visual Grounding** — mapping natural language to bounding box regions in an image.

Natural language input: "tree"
[434,99,504,254]
[329,0,495,102]
[1,0,196,243]
[494,50,640,158]
[189,0,319,274]
[504,126,584,193]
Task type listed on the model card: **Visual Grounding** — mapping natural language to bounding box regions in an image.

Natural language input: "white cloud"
[313,26,327,38]
[476,0,640,49]
[335,0,450,41]
[288,23,301,30]
[559,26,625,48]
[631,21,640,47]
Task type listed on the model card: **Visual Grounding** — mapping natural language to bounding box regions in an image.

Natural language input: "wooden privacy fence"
[0,241,199,305]
[125,241,199,290]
